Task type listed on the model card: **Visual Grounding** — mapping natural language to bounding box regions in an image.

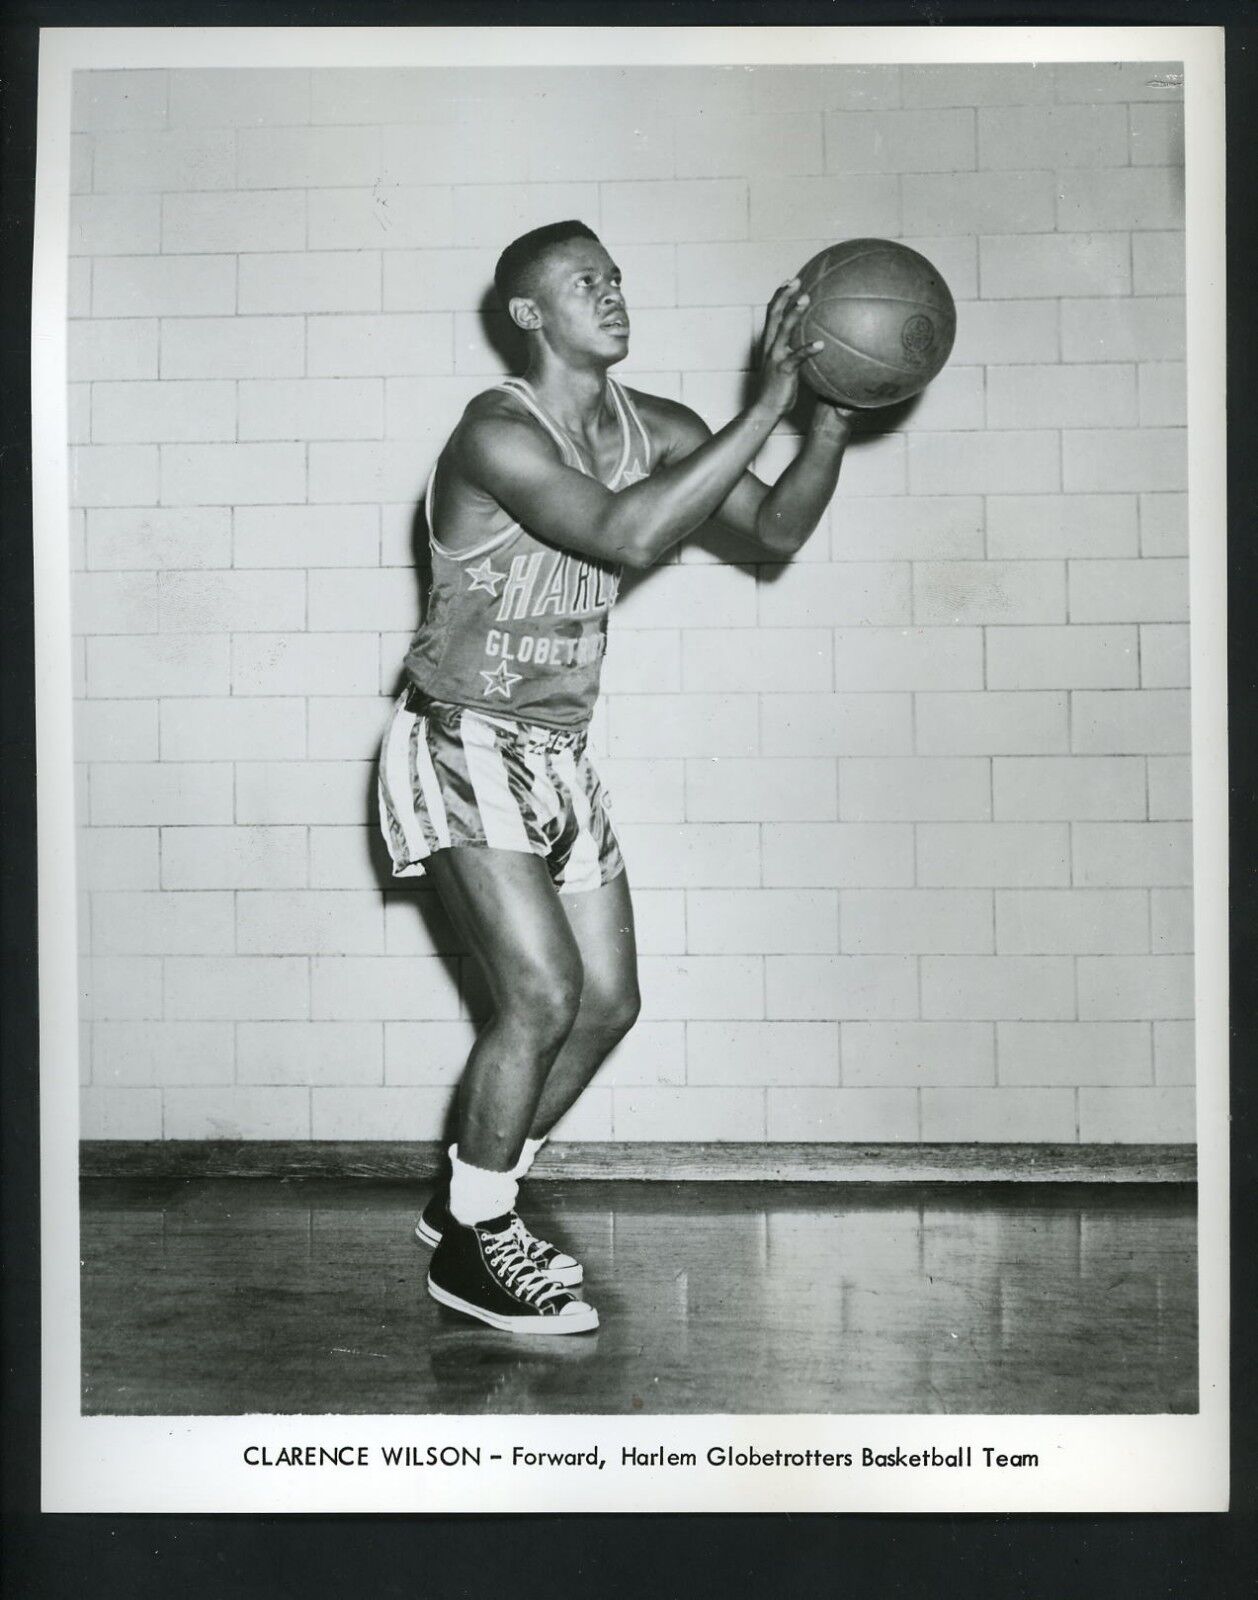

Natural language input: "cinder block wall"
[69,62,1193,1146]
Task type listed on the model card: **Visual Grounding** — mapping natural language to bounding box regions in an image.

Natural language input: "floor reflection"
[80,1178,1197,1416]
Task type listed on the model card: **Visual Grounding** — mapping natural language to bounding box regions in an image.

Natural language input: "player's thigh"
[558,868,640,1025]
[425,846,583,1014]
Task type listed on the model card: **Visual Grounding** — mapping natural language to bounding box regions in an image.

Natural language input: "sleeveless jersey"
[403,376,653,730]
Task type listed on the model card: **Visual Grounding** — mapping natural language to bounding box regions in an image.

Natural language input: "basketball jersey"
[403,376,653,730]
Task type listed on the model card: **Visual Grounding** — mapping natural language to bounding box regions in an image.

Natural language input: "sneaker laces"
[507,1214,565,1266]
[481,1228,569,1309]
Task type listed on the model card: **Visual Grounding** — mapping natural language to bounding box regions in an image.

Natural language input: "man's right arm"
[458,282,819,571]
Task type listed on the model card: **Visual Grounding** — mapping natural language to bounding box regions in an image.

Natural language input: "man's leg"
[527,867,640,1139]
[423,845,583,1174]
[420,845,601,1334]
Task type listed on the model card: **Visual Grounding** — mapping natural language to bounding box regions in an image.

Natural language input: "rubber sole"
[427,1277,599,1335]
[414,1217,584,1287]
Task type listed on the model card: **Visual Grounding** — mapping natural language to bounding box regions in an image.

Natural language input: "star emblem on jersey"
[480,660,523,699]
[465,558,507,597]
[619,462,648,486]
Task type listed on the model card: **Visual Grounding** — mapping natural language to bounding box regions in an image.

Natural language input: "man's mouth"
[601,317,629,334]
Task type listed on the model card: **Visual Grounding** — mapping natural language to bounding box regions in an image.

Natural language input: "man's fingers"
[770,292,811,354]
[763,277,801,346]
[781,293,811,330]
[768,294,809,347]
[770,276,801,312]
[784,339,825,370]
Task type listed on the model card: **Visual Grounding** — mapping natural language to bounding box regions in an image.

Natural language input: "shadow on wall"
[361,277,929,1123]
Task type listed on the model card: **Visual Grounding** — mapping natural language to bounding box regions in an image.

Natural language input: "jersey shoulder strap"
[608,378,653,473]
[495,377,587,473]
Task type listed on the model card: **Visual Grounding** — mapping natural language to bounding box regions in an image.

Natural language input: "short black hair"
[494,220,600,310]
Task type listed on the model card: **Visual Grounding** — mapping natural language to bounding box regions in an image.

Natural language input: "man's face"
[519,238,629,366]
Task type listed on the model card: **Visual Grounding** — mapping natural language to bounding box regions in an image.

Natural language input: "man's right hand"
[754,279,825,420]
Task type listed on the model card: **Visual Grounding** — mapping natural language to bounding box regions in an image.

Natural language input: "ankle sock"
[512,1135,548,1180]
[447,1145,518,1227]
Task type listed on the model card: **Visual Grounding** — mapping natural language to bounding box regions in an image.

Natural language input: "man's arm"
[456,282,819,571]
[646,395,854,561]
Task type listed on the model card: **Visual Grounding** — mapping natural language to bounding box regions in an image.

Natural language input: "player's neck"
[521,354,612,434]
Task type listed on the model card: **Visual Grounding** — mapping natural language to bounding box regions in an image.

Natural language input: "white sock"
[447,1145,518,1228]
[511,1135,548,1180]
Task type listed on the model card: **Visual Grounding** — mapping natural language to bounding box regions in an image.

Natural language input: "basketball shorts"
[377,687,625,895]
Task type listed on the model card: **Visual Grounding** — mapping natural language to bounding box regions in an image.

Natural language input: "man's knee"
[505,957,584,1046]
[585,977,641,1043]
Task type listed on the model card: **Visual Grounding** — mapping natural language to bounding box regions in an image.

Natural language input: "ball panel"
[799,241,954,300]
[805,295,956,373]
[811,258,954,309]
[793,240,957,408]
[811,321,919,378]
[800,343,926,408]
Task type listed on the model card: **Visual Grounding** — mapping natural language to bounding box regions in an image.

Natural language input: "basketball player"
[378,221,854,1334]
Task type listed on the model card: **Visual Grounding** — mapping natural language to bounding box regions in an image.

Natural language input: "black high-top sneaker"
[413,1187,451,1249]
[427,1214,598,1335]
[415,1192,583,1287]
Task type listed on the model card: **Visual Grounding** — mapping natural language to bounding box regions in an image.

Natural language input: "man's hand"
[808,394,859,442]
[755,279,825,421]
[821,397,860,426]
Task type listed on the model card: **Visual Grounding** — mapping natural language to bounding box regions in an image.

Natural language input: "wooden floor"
[79,1178,1197,1417]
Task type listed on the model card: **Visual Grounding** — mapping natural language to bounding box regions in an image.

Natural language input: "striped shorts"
[377,688,625,896]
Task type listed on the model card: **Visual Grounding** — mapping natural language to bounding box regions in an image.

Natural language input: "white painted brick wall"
[992,757,1146,820]
[70,61,1192,1144]
[979,233,1130,298]
[687,1021,837,1086]
[239,1021,384,1085]
[684,758,837,822]
[840,757,991,821]
[844,1021,995,1087]
[1148,756,1192,821]
[1061,298,1186,362]
[1132,233,1184,297]
[994,889,1149,954]
[842,890,993,953]
[998,1021,1152,1087]
[1154,1020,1194,1086]
[986,626,1138,690]
[160,317,306,378]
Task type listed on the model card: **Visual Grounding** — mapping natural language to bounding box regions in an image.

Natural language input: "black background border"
[2,4,1254,1594]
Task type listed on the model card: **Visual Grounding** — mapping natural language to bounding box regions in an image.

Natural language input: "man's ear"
[508,296,541,332]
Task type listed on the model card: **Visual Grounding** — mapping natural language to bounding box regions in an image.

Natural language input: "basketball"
[794,238,957,408]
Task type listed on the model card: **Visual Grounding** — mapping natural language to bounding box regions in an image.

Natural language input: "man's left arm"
[721,401,854,559]
[642,394,854,561]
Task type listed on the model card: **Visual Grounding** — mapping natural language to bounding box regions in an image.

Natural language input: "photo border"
[27,18,1231,1519]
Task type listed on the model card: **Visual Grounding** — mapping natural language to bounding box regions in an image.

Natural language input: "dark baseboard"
[79,1139,1196,1184]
